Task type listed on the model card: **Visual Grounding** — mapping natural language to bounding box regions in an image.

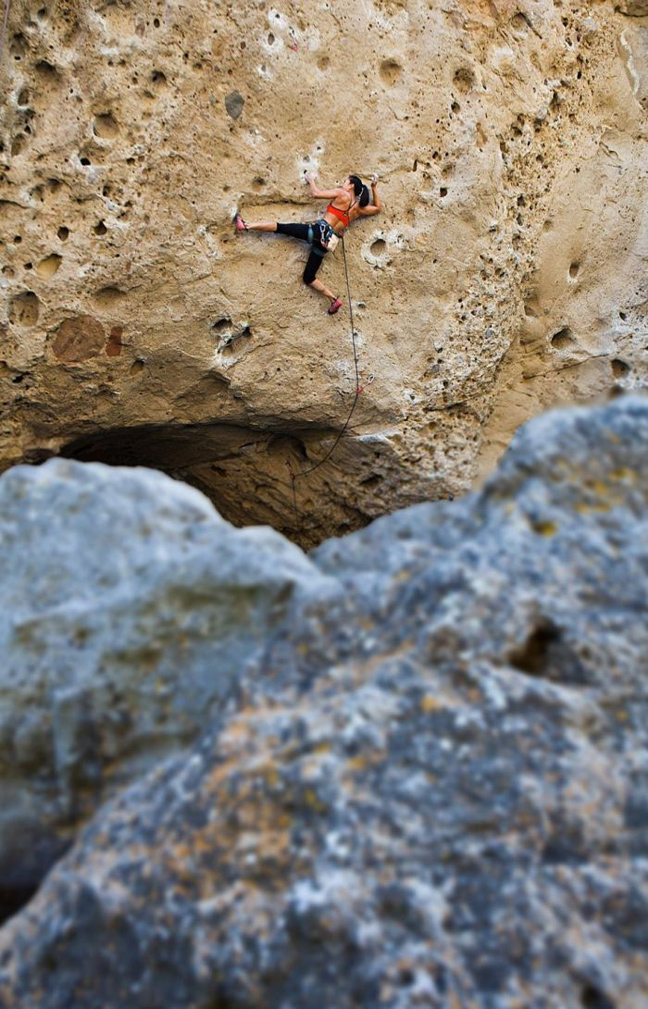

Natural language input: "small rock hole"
[36,254,62,278]
[580,985,616,1009]
[94,221,107,236]
[380,59,402,86]
[0,882,41,927]
[211,317,231,335]
[509,621,561,678]
[93,113,119,139]
[10,33,26,59]
[511,12,529,33]
[93,286,125,308]
[370,238,387,256]
[35,60,58,80]
[611,359,630,378]
[550,327,574,350]
[57,226,69,241]
[569,261,580,279]
[8,291,40,327]
[453,67,475,92]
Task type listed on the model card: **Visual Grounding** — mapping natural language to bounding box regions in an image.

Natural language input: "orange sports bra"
[327,202,352,227]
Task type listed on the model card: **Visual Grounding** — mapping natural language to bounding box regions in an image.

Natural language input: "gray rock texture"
[1,396,648,1008]
[0,458,334,899]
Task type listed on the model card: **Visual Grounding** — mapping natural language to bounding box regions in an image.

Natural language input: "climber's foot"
[235,214,248,233]
[328,297,342,315]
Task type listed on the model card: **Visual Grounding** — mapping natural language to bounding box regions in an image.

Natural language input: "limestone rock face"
[1,1,648,544]
[0,457,333,903]
[1,396,648,1008]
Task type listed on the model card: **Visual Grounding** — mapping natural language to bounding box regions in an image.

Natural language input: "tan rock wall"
[1,0,647,543]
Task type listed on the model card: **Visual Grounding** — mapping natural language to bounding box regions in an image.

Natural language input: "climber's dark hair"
[349,174,370,208]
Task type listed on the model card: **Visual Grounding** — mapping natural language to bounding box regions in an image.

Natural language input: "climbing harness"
[308,220,338,255]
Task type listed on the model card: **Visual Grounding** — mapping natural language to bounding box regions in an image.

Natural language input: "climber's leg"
[303,250,339,308]
[238,219,278,232]
[276,223,312,241]
[237,218,340,308]
[310,277,338,302]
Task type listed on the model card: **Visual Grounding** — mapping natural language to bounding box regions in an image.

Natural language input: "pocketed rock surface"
[1,395,647,1008]
[2,1,648,544]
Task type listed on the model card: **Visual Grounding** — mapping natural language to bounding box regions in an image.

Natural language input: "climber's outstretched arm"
[305,173,345,200]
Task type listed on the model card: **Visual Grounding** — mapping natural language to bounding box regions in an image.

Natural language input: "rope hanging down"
[288,235,373,525]
[0,1,11,66]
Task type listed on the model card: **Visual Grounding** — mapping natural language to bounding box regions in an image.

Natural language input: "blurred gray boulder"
[0,459,335,902]
[2,397,648,1007]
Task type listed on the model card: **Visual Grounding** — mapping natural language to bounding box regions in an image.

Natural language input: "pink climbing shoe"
[234,214,248,233]
[328,297,342,315]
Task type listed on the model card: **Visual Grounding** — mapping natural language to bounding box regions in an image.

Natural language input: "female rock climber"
[235,173,382,314]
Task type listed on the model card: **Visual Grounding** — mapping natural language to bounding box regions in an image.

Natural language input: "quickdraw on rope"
[288,234,371,531]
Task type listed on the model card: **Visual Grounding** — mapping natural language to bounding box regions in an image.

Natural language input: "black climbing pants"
[276,221,329,285]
